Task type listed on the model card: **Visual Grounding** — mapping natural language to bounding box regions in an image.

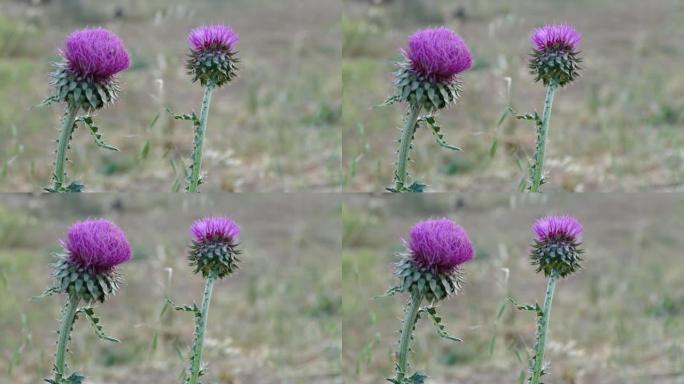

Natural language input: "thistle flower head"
[389,27,470,111]
[392,218,474,302]
[189,216,242,279]
[407,218,474,273]
[188,24,240,51]
[50,27,129,111]
[191,216,240,243]
[63,27,130,80]
[531,24,581,51]
[533,215,582,243]
[405,27,472,83]
[186,24,240,87]
[528,23,582,87]
[53,219,131,303]
[65,219,132,272]
[531,215,584,278]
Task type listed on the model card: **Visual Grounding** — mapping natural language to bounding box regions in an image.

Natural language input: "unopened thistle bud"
[393,27,472,112]
[189,216,241,278]
[51,27,130,111]
[529,24,582,87]
[53,219,132,303]
[186,25,240,87]
[531,215,583,277]
[394,218,474,302]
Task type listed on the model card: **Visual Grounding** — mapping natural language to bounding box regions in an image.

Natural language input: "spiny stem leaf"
[418,306,462,342]
[77,116,119,151]
[508,297,543,317]
[418,115,461,151]
[167,298,201,316]
[44,372,85,384]
[77,307,120,343]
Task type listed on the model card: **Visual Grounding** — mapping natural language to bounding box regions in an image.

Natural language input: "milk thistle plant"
[41,28,130,192]
[41,219,132,384]
[170,217,241,384]
[512,215,584,384]
[384,218,474,383]
[517,24,582,192]
[383,27,472,192]
[173,25,239,192]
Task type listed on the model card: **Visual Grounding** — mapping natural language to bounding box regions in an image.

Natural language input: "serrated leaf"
[77,116,119,151]
[508,297,543,317]
[35,95,58,108]
[406,371,428,384]
[78,307,120,343]
[419,306,462,342]
[407,181,427,192]
[418,115,461,151]
[33,286,59,300]
[65,372,85,384]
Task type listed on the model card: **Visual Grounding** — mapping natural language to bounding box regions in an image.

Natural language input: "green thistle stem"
[393,104,422,192]
[530,81,557,192]
[51,104,79,192]
[188,272,216,384]
[396,291,423,382]
[529,271,558,384]
[187,82,215,192]
[53,293,80,383]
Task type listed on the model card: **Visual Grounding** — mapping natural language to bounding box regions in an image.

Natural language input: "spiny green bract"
[189,239,241,278]
[52,256,120,303]
[186,44,239,87]
[50,64,120,111]
[531,238,583,278]
[529,46,582,87]
[392,255,462,302]
[388,66,462,112]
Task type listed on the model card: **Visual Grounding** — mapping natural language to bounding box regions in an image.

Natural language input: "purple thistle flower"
[406,218,474,273]
[404,27,472,83]
[64,219,132,272]
[188,25,239,51]
[533,215,583,242]
[531,24,581,51]
[63,27,130,80]
[191,216,240,243]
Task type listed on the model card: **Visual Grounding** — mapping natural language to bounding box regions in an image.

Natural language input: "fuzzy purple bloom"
[533,215,583,242]
[406,218,474,273]
[191,216,240,243]
[531,24,581,51]
[404,27,472,83]
[63,27,130,80]
[64,219,132,272]
[188,25,239,51]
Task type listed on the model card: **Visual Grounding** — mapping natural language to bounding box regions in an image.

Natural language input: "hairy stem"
[53,293,80,383]
[51,104,79,192]
[530,81,557,192]
[396,292,423,382]
[188,273,216,384]
[529,272,558,384]
[393,104,422,192]
[187,82,215,192]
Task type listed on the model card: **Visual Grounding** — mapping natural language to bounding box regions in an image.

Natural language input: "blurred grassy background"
[343,194,684,383]
[0,194,341,383]
[342,0,684,192]
[0,0,341,192]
